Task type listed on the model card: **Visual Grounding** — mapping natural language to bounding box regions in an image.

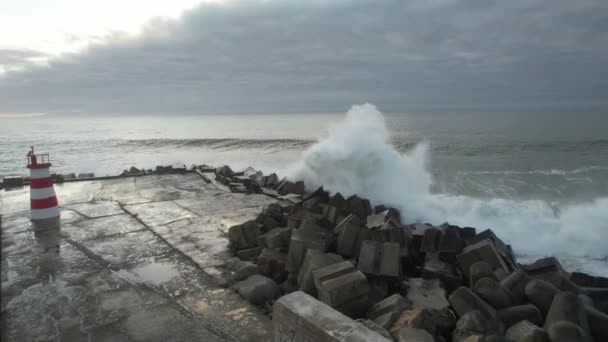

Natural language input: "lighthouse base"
[31,216,61,231]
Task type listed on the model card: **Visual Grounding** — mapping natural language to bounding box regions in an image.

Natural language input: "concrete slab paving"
[1,173,276,342]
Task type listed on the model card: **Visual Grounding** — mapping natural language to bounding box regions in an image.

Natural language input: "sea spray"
[288,103,608,265]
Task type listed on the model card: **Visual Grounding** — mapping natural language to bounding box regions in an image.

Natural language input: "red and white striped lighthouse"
[27,146,60,230]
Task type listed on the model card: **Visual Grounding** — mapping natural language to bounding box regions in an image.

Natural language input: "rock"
[334,214,367,258]
[406,278,450,310]
[235,246,263,261]
[286,224,332,273]
[297,250,343,295]
[586,304,608,342]
[399,327,435,342]
[228,220,261,250]
[547,321,588,342]
[452,310,504,342]
[500,270,532,304]
[544,292,591,339]
[234,275,281,306]
[473,277,514,309]
[258,227,292,251]
[257,248,287,281]
[391,308,456,339]
[366,294,412,330]
[457,239,510,282]
[357,319,393,340]
[449,286,497,319]
[233,262,260,281]
[315,266,370,317]
[272,291,392,342]
[506,320,549,342]
[470,261,498,286]
[497,304,543,327]
[423,252,463,291]
[357,240,401,278]
[215,165,233,177]
[525,279,559,316]
[3,176,24,188]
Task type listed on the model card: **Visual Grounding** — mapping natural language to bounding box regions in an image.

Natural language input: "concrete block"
[257,248,288,281]
[346,195,372,219]
[313,261,356,290]
[420,228,441,253]
[457,239,509,281]
[449,286,497,319]
[287,225,332,273]
[357,240,401,278]
[500,270,532,304]
[547,321,588,342]
[334,214,366,258]
[406,278,450,310]
[545,292,591,338]
[465,229,516,269]
[452,310,504,342]
[506,320,548,342]
[236,246,263,261]
[438,226,465,253]
[272,291,392,342]
[297,250,343,295]
[228,220,261,250]
[473,277,514,309]
[315,269,370,317]
[423,252,463,291]
[258,227,292,251]
[398,327,434,342]
[469,261,497,286]
[366,294,412,330]
[235,275,281,306]
[586,304,608,342]
[497,304,543,327]
[391,307,456,339]
[525,279,559,316]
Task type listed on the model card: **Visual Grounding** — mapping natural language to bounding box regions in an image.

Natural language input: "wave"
[455,166,608,176]
[113,138,315,151]
[287,104,608,264]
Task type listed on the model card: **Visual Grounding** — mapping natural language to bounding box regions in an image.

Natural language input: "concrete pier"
[1,173,276,341]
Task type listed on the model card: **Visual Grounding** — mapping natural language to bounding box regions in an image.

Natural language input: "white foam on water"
[288,103,608,275]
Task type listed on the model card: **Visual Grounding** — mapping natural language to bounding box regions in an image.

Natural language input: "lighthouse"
[27,146,60,230]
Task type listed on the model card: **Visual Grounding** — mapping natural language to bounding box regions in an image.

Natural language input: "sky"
[0,0,607,114]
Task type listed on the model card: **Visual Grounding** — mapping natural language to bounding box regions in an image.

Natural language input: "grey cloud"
[1,0,607,114]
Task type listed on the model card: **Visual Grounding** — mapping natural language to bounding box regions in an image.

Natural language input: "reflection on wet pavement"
[1,173,276,341]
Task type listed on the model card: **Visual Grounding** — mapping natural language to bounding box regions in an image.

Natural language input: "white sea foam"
[288,104,608,274]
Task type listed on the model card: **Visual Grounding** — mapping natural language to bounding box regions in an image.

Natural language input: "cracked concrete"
[1,173,276,342]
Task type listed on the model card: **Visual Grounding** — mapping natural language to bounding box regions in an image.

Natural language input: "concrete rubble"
[3,163,608,342]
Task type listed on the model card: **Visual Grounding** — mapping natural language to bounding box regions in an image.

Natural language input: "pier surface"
[1,173,276,342]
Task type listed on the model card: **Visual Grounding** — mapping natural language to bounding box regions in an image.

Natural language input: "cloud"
[1,0,607,114]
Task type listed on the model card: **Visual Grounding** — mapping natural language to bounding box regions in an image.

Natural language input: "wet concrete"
[1,173,276,341]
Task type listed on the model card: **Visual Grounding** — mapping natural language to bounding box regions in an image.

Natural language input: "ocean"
[1,104,607,275]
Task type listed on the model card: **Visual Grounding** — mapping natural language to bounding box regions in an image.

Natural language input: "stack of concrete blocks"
[312,261,371,317]
[272,291,391,342]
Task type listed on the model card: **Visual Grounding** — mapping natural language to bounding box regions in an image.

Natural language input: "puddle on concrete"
[116,261,180,286]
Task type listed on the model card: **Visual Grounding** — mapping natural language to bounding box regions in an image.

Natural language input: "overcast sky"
[1,0,607,114]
